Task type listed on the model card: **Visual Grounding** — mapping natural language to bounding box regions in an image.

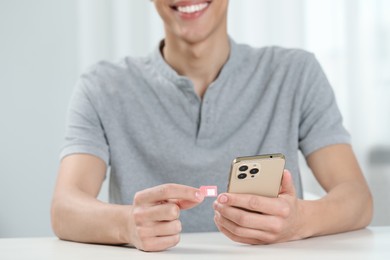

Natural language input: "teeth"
[177,3,208,14]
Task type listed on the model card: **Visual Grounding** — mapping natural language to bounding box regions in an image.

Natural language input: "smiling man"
[51,0,373,252]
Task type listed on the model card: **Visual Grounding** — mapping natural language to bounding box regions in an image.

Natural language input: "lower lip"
[175,5,210,20]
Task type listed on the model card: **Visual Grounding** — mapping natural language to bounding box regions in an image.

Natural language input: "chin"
[175,26,216,45]
[179,34,208,45]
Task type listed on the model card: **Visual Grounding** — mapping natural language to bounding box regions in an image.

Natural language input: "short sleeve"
[298,54,350,157]
[59,76,110,166]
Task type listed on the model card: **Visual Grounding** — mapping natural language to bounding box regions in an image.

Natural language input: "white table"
[1,227,389,260]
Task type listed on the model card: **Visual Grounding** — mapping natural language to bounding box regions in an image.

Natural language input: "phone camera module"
[250,168,259,174]
[237,173,247,179]
[239,165,248,171]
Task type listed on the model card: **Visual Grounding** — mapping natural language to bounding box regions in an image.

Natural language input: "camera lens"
[238,173,247,179]
[239,165,248,171]
[250,168,259,174]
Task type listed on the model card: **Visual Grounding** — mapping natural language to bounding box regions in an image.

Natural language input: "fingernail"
[214,201,222,210]
[214,210,220,218]
[195,191,204,201]
[213,201,218,210]
[218,194,228,204]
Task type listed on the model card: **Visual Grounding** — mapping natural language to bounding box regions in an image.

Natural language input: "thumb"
[173,190,205,210]
[279,169,296,197]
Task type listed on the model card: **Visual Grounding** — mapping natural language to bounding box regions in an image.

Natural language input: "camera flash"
[199,186,218,197]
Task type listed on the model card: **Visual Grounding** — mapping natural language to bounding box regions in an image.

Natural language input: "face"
[153,0,229,44]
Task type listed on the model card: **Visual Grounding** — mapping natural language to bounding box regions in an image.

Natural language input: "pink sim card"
[199,186,218,197]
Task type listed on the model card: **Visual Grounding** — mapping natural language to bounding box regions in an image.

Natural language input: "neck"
[162,33,230,98]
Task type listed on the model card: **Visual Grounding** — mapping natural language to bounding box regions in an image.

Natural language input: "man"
[51,0,372,252]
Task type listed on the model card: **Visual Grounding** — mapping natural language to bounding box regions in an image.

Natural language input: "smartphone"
[227,153,285,198]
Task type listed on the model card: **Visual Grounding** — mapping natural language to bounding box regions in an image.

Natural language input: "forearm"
[299,180,373,238]
[51,188,132,245]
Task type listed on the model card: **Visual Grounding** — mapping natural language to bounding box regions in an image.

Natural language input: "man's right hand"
[127,184,204,251]
[51,155,205,252]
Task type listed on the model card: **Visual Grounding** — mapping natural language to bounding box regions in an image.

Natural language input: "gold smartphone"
[227,153,286,198]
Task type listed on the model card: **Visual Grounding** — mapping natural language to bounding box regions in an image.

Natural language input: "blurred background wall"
[0,0,389,238]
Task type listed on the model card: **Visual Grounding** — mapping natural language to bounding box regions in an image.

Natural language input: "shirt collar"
[149,37,241,84]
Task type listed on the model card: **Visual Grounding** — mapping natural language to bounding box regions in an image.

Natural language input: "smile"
[171,1,211,14]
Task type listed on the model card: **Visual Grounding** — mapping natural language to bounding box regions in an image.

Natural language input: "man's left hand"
[213,170,304,244]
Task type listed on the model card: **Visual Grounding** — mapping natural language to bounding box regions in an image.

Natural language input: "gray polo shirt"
[61,39,350,232]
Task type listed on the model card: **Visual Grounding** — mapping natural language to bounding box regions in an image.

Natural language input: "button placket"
[175,78,201,137]
[197,90,215,140]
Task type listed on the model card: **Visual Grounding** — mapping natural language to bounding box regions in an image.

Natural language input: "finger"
[214,201,279,232]
[168,198,204,210]
[137,234,180,252]
[279,170,296,197]
[214,214,267,245]
[217,193,284,216]
[136,220,182,238]
[155,220,182,237]
[133,183,204,206]
[133,203,181,224]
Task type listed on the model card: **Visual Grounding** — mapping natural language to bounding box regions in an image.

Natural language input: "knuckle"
[135,226,148,239]
[174,220,182,233]
[139,239,154,252]
[158,184,174,197]
[262,233,277,244]
[269,219,283,234]
[279,204,291,218]
[133,192,142,204]
[167,204,180,219]
[132,208,145,225]
[248,196,261,210]
[236,213,248,226]
[230,233,244,243]
[158,186,168,197]
[230,225,245,237]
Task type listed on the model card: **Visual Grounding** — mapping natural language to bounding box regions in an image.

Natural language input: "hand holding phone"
[227,153,285,198]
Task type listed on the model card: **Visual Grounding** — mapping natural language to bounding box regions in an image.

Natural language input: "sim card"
[199,186,218,197]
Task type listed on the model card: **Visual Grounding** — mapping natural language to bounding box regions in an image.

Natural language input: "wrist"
[114,204,134,245]
[296,199,318,239]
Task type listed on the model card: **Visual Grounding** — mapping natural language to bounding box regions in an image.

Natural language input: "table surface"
[1,226,389,260]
